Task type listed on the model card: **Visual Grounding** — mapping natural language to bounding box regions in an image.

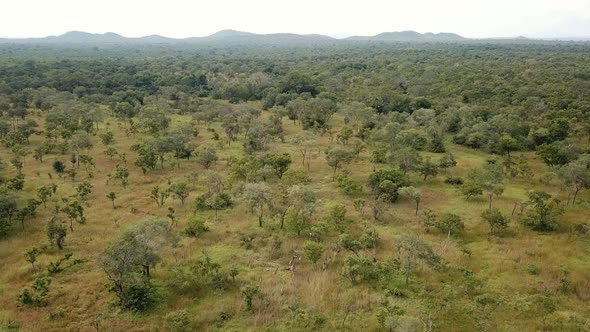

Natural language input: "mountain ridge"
[345,30,464,41]
[1,30,586,44]
[0,29,466,44]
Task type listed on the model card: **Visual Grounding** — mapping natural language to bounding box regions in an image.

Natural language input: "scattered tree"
[325,148,355,179]
[24,247,42,271]
[106,192,117,209]
[47,217,67,249]
[521,190,563,232]
[481,208,509,235]
[396,234,440,286]
[436,213,464,238]
[368,169,410,202]
[400,186,422,215]
[242,183,273,227]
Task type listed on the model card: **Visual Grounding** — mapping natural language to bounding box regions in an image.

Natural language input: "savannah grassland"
[0,102,588,332]
[0,42,589,332]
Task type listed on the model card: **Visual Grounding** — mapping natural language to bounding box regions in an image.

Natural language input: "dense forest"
[0,41,589,331]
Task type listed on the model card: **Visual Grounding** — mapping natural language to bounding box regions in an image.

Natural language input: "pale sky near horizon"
[1,0,589,39]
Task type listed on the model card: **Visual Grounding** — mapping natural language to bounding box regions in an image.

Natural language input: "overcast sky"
[1,0,589,39]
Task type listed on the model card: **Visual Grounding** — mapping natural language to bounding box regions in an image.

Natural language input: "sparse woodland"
[0,42,589,331]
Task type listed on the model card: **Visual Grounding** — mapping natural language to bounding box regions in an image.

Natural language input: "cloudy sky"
[1,0,589,39]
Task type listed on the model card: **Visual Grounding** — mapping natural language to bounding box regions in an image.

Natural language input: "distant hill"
[0,31,175,44]
[46,31,128,43]
[0,29,337,46]
[346,30,465,42]
[200,29,257,40]
[1,30,585,45]
[191,30,336,46]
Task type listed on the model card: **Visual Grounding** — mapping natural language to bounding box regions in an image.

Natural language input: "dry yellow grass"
[0,106,589,331]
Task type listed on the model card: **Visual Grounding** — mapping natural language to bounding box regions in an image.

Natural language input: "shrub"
[436,213,464,238]
[215,310,233,327]
[283,169,311,185]
[527,265,540,275]
[242,286,261,311]
[521,191,563,232]
[194,192,233,213]
[52,160,66,173]
[325,203,351,232]
[444,176,464,186]
[0,218,11,238]
[165,309,191,332]
[18,276,52,307]
[481,208,509,234]
[122,281,162,312]
[336,175,362,196]
[368,169,410,202]
[342,256,379,284]
[184,218,209,238]
[303,241,323,264]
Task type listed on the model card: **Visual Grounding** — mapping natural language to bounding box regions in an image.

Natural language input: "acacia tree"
[274,185,316,229]
[75,181,93,202]
[150,185,170,208]
[558,154,590,205]
[303,241,323,265]
[396,234,441,286]
[106,192,117,209]
[105,147,118,160]
[139,106,170,135]
[418,158,439,181]
[170,182,190,205]
[222,115,239,146]
[400,186,422,215]
[266,153,292,179]
[480,162,505,210]
[100,219,176,310]
[132,141,157,173]
[521,190,563,232]
[498,134,519,158]
[461,162,504,208]
[24,247,41,271]
[285,207,312,236]
[394,147,422,176]
[47,217,67,250]
[325,148,354,179]
[438,153,457,170]
[368,169,410,203]
[481,208,509,235]
[99,130,115,146]
[291,132,316,170]
[339,234,363,256]
[16,199,40,230]
[460,180,483,200]
[33,144,49,163]
[114,165,130,187]
[337,126,354,145]
[0,193,18,224]
[78,155,96,177]
[71,132,93,169]
[61,198,86,232]
[196,147,218,169]
[242,183,273,227]
[436,213,464,238]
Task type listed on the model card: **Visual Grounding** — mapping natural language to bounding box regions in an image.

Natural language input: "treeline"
[1,43,588,154]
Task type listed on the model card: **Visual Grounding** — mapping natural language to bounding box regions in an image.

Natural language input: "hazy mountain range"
[0,30,587,45]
